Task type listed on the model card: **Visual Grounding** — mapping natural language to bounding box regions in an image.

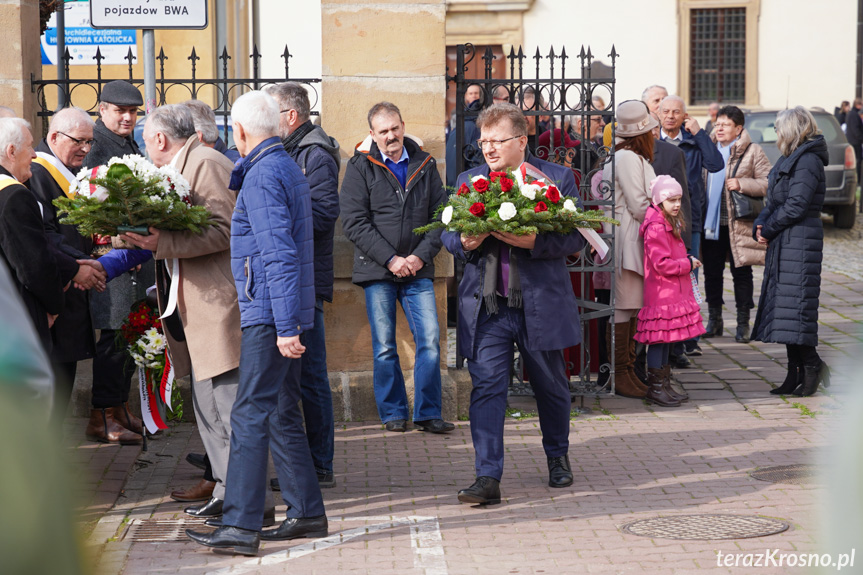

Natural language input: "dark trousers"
[646,344,670,369]
[466,301,571,481]
[702,225,754,311]
[786,344,820,367]
[299,298,334,474]
[222,325,325,531]
[92,329,134,409]
[52,361,77,424]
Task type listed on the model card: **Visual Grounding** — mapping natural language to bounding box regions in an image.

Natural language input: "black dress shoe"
[185,452,207,470]
[414,419,455,434]
[261,515,328,541]
[317,471,336,488]
[186,525,260,556]
[547,455,574,488]
[669,353,691,369]
[185,497,224,518]
[385,419,407,432]
[205,508,276,528]
[457,476,501,505]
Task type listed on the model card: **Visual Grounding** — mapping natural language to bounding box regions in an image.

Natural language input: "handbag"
[728,144,764,220]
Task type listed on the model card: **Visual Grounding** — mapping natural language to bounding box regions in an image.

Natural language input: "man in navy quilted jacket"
[186,91,327,556]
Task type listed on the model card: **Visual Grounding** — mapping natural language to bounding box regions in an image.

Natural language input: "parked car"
[133,116,235,158]
[743,109,858,228]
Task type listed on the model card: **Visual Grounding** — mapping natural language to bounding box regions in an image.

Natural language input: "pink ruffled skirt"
[634,299,706,344]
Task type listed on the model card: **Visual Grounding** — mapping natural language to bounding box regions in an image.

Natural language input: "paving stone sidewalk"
[65,267,863,575]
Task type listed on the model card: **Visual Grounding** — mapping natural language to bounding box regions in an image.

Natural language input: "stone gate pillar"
[320,0,464,421]
[0,0,41,127]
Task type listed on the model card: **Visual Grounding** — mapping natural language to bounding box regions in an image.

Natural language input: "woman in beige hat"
[602,100,683,405]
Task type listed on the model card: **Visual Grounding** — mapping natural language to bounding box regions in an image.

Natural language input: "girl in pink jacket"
[635,175,706,407]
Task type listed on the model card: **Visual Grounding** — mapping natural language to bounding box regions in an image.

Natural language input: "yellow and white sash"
[0,174,42,218]
[33,152,76,199]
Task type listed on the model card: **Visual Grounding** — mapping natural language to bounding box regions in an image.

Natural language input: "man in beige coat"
[121,104,270,524]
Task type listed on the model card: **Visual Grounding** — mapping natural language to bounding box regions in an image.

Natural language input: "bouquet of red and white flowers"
[414,165,617,237]
[119,300,182,433]
[54,154,211,237]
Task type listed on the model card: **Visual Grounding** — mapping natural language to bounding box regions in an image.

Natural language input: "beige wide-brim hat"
[616,100,659,137]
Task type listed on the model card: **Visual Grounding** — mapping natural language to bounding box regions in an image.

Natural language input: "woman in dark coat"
[752,106,829,396]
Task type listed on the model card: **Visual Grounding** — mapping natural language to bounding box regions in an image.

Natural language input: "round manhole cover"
[621,514,789,540]
[750,464,818,485]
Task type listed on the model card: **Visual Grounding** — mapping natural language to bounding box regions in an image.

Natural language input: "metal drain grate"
[621,514,789,540]
[125,518,209,542]
[750,464,818,485]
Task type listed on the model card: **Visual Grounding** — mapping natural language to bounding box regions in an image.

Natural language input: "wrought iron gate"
[30,45,320,138]
[447,43,619,400]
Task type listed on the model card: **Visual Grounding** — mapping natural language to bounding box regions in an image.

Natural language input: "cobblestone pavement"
[65,229,863,575]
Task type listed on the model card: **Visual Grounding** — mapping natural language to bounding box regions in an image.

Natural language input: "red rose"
[489,171,507,183]
[500,177,514,192]
[534,201,548,213]
[457,183,470,196]
[469,202,486,217]
[545,185,561,203]
[473,179,489,193]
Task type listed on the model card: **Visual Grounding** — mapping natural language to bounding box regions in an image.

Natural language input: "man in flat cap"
[77,80,152,443]
[84,80,143,168]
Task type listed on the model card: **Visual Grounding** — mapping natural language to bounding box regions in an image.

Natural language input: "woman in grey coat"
[752,107,830,396]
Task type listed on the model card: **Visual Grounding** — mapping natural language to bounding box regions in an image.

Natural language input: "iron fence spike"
[560,46,568,60]
[157,47,167,61]
[93,46,103,61]
[189,46,200,61]
[579,45,586,60]
[548,46,556,60]
[220,46,231,61]
[517,46,524,59]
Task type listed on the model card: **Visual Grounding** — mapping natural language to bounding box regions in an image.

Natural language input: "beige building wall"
[0,0,42,127]
[321,0,456,419]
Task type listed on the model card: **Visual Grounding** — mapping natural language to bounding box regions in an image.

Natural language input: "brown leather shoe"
[661,365,689,402]
[111,402,144,435]
[85,408,143,445]
[171,479,216,502]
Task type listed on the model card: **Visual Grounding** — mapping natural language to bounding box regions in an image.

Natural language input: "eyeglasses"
[713,122,738,129]
[58,131,95,147]
[476,136,520,150]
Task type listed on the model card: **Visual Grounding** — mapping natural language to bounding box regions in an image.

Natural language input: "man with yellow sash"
[29,107,140,441]
[0,118,87,385]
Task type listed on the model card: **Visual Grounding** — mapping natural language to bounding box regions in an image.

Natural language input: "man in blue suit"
[441,103,585,505]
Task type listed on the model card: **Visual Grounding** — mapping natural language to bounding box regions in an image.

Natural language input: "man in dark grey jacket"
[81,80,152,443]
[265,82,340,487]
[340,102,452,434]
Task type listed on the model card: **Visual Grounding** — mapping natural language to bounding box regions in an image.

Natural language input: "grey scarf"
[482,241,522,314]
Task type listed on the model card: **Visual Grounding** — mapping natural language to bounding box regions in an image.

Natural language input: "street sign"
[42,1,137,66]
[89,0,208,29]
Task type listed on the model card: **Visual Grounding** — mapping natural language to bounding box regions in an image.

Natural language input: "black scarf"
[481,240,522,314]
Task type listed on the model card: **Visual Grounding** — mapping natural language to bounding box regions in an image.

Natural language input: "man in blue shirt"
[340,102,452,434]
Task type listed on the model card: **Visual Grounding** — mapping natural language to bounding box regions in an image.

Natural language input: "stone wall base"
[67,361,473,423]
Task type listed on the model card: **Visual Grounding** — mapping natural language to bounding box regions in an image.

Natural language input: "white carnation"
[441,205,454,225]
[498,202,517,221]
[470,175,488,183]
[520,184,540,201]
[563,198,577,212]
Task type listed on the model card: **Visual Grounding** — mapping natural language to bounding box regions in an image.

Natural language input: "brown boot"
[171,479,216,502]
[85,408,143,445]
[661,365,689,402]
[609,322,648,398]
[646,368,681,407]
[629,317,647,384]
[111,402,144,435]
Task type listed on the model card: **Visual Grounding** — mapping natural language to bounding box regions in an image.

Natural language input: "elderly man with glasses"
[442,102,586,505]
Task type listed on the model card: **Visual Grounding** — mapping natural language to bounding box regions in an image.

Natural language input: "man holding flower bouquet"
[441,103,586,504]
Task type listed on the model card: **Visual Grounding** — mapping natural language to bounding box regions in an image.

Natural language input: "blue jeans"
[222,325,325,531]
[300,298,334,474]
[363,278,442,423]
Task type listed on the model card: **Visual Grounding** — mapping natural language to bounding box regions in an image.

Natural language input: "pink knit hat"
[650,174,683,205]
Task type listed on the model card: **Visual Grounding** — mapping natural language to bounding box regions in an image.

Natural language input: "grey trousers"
[190,368,239,500]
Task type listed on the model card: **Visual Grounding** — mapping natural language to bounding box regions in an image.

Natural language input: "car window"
[746,112,843,145]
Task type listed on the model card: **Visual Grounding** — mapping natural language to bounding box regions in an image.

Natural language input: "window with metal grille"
[690,8,746,104]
